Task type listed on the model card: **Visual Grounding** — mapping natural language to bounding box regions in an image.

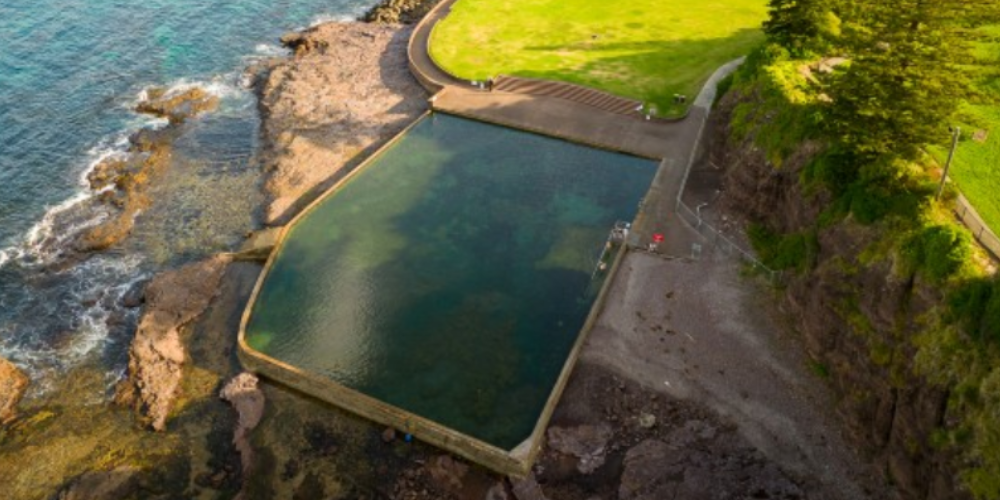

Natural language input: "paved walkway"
[431,87,688,159]
[406,0,469,90]
[407,0,744,252]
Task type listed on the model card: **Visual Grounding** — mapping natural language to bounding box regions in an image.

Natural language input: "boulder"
[426,455,468,493]
[220,372,265,500]
[545,424,612,474]
[119,279,148,309]
[618,439,683,500]
[0,357,29,424]
[509,472,549,500]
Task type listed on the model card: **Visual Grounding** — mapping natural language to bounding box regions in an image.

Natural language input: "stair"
[492,75,643,118]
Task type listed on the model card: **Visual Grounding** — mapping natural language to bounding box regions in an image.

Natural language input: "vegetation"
[747,223,816,272]
[762,0,840,56]
[734,1,1000,497]
[429,0,768,116]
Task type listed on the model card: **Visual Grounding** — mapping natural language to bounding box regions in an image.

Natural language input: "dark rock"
[135,87,219,124]
[546,424,612,474]
[120,279,148,308]
[486,482,511,500]
[425,455,468,493]
[382,427,397,443]
[281,459,300,481]
[279,31,329,56]
[618,439,683,500]
[509,472,549,500]
[364,0,441,24]
[55,468,140,500]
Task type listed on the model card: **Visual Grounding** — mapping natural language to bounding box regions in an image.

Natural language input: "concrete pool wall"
[238,111,658,476]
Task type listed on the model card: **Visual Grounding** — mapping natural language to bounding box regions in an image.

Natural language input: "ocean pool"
[243,113,658,452]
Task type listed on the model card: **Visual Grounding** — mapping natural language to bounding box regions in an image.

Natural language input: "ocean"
[0,0,374,389]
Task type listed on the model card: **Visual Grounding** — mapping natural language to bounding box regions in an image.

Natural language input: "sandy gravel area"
[583,248,888,499]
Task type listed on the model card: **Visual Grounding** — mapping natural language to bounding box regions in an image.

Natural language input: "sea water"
[0,0,372,387]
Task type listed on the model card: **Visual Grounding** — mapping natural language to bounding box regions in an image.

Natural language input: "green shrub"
[903,225,971,283]
[713,73,735,109]
[748,224,817,271]
[950,278,1000,345]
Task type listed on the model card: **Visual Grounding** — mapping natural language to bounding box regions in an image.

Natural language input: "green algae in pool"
[245,114,657,449]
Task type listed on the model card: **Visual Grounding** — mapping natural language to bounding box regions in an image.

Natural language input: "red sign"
[652,233,665,243]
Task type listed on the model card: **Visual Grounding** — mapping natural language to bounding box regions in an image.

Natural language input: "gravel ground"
[582,248,888,499]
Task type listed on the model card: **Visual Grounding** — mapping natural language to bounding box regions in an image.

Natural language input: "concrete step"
[493,75,642,117]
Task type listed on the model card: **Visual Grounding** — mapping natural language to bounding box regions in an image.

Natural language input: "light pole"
[937,126,961,200]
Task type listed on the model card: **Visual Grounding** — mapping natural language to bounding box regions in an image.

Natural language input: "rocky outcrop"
[0,357,29,425]
[115,254,231,431]
[74,88,217,253]
[709,85,965,500]
[364,0,441,24]
[258,22,426,225]
[134,87,219,125]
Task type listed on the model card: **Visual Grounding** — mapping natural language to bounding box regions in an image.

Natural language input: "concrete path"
[431,87,687,159]
[406,0,470,90]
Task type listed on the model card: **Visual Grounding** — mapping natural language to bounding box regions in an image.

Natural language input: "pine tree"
[762,0,841,55]
[825,0,997,160]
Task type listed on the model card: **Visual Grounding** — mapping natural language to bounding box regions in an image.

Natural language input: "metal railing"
[675,200,784,284]
[955,193,1000,260]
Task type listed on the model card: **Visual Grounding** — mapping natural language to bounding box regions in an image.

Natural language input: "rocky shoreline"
[255,21,428,225]
[0,8,436,498]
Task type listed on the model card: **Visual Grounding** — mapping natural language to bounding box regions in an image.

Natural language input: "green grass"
[950,105,1000,232]
[930,25,1000,233]
[429,0,767,116]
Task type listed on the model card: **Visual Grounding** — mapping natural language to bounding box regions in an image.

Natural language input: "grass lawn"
[931,25,1000,234]
[429,0,767,117]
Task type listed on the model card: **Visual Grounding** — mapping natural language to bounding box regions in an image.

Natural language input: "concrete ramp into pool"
[239,113,660,475]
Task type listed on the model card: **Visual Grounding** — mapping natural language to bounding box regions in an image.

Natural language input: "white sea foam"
[2,131,135,269]
[0,253,145,395]
[294,9,367,31]
[307,12,360,27]
[134,75,246,109]
[254,43,290,58]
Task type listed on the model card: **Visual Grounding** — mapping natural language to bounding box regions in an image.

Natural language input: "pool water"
[245,114,657,449]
